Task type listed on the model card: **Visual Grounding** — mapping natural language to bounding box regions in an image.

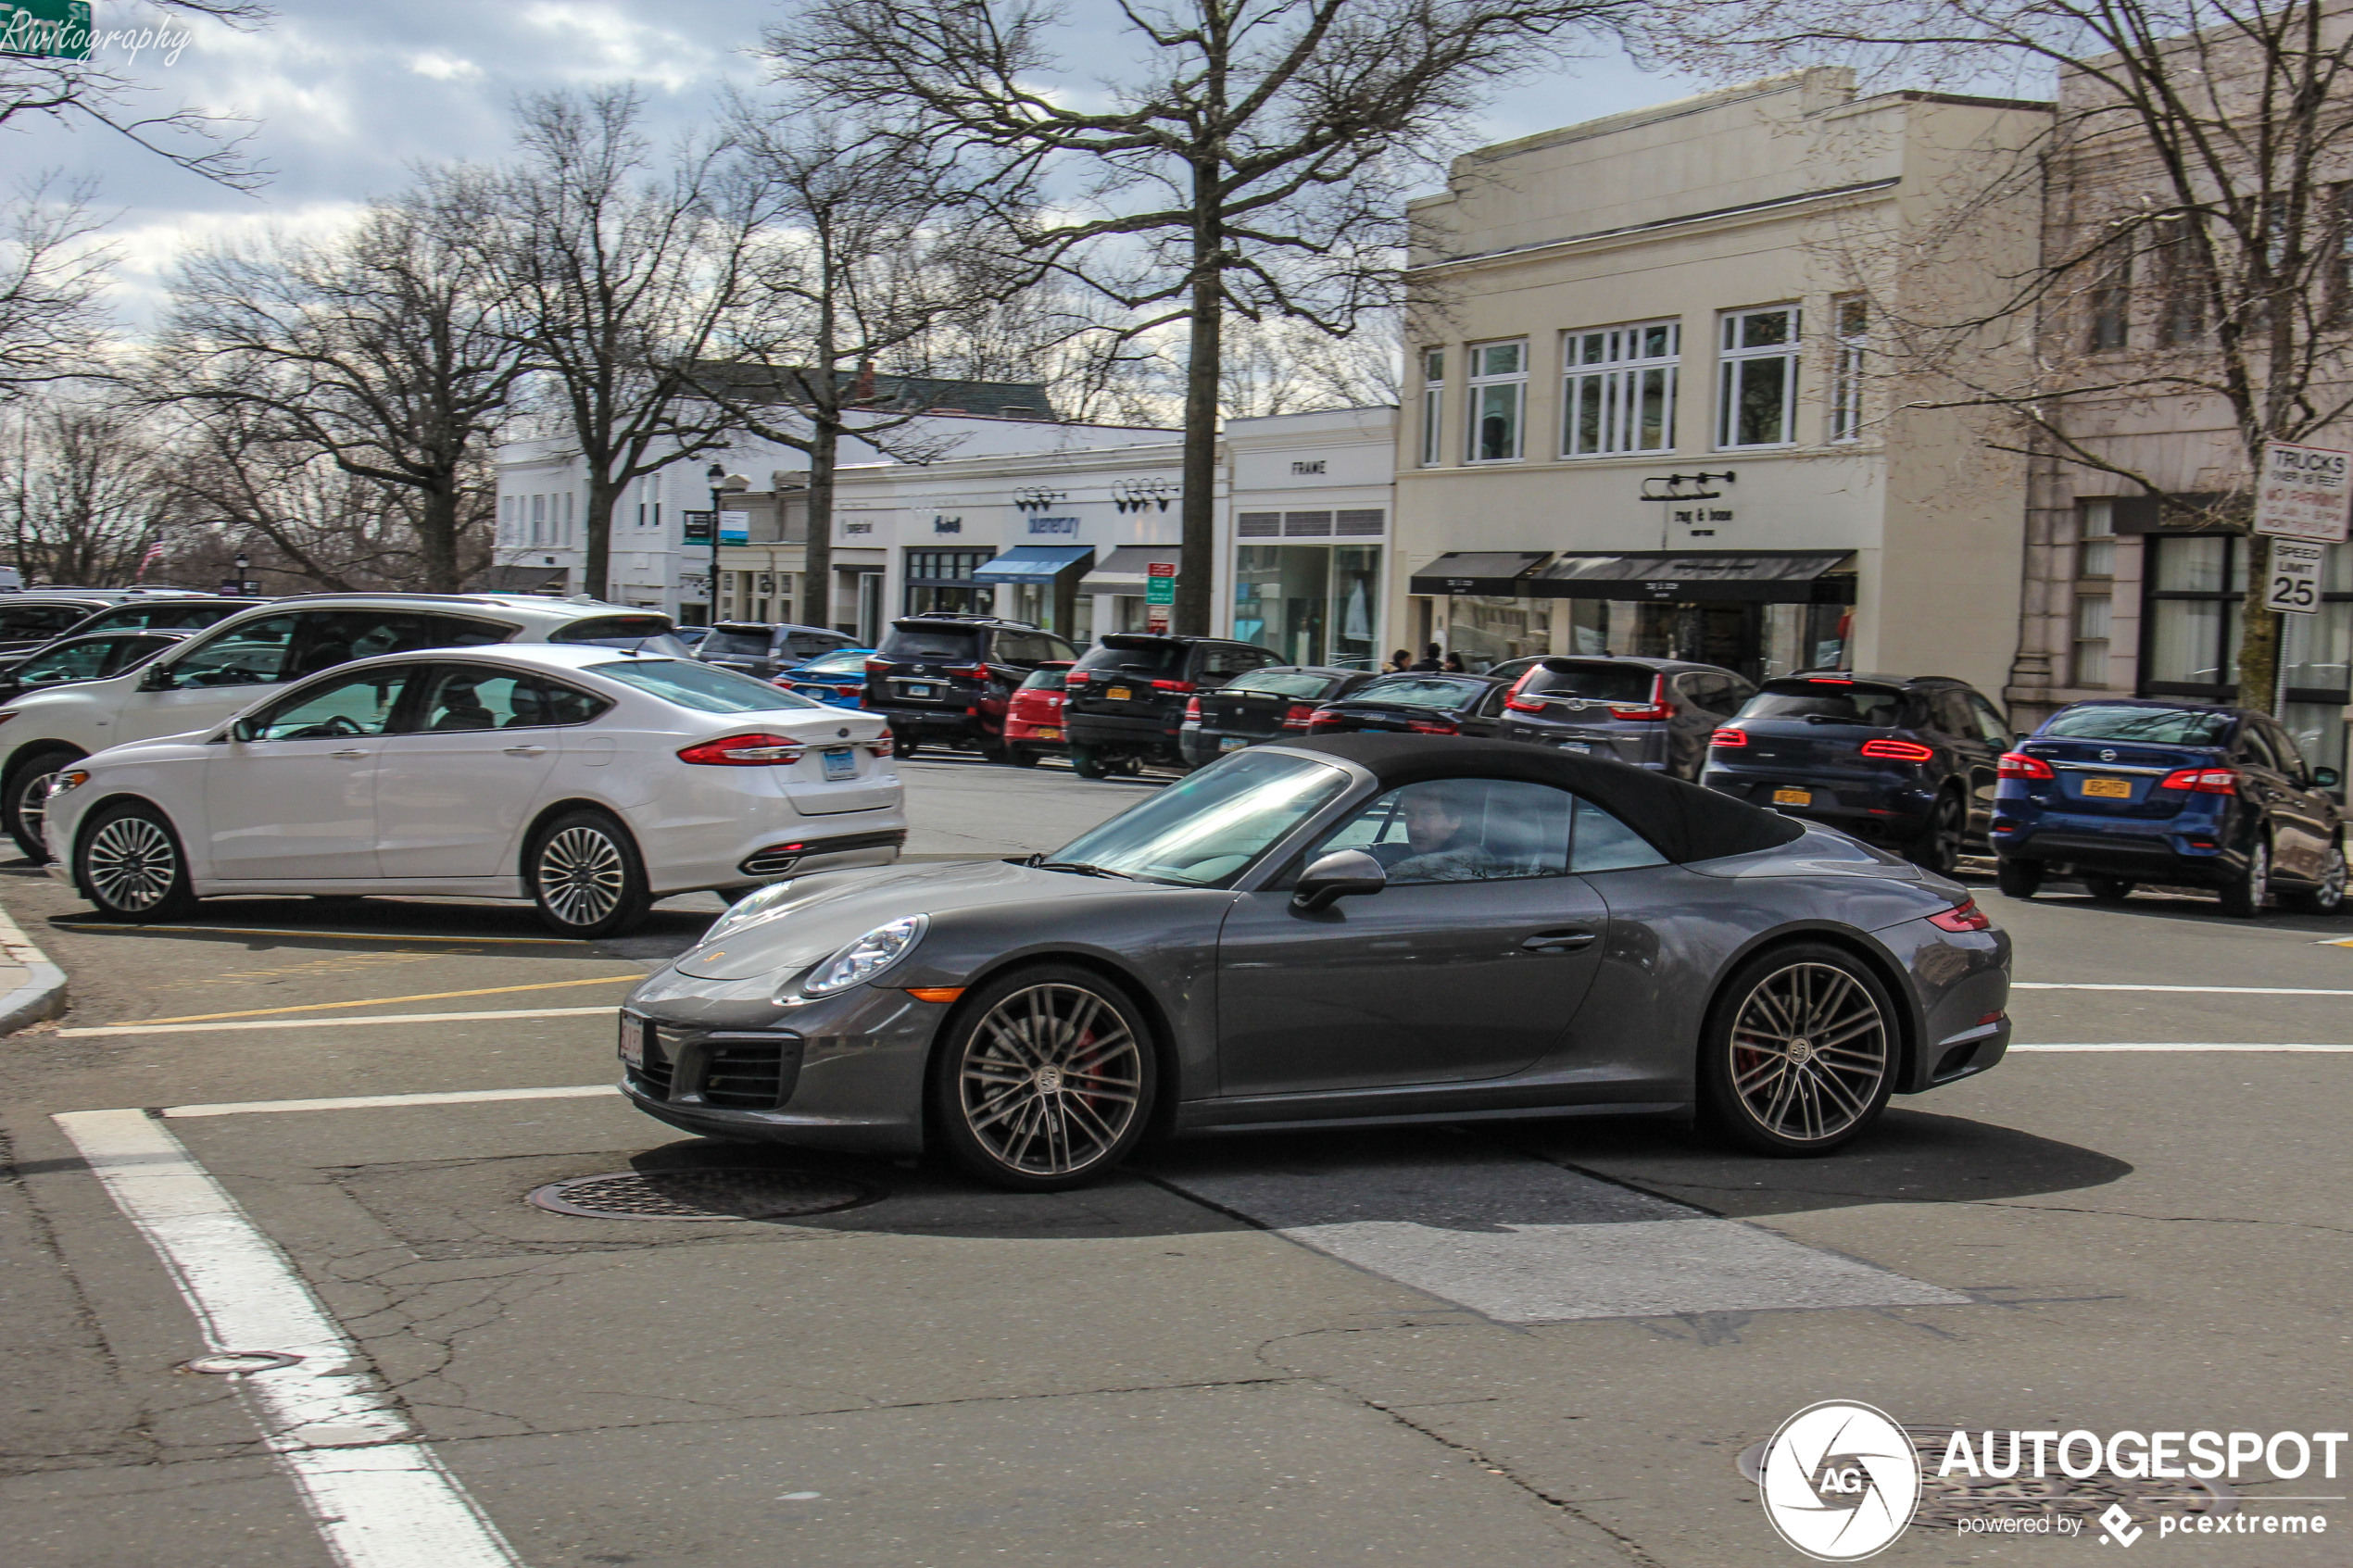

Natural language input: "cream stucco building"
[1394,69,2051,703]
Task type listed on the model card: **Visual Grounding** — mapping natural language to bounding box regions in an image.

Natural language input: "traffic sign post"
[2253,442,2353,543]
[1145,561,1175,630]
[2264,539,2326,615]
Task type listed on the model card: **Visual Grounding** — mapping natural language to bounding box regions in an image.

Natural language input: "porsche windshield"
[1043,750,1348,885]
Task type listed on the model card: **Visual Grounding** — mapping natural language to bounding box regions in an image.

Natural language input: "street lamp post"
[232,551,250,597]
[706,464,750,626]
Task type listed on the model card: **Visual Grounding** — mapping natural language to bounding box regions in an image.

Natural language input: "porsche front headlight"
[798,914,927,997]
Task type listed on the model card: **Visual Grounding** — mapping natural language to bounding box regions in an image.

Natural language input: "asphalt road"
[2,756,2348,1567]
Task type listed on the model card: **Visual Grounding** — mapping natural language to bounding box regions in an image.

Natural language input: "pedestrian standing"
[1411,643,1443,671]
[1386,648,1413,673]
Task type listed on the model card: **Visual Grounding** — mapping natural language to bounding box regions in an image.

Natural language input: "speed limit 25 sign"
[2265,538,2327,615]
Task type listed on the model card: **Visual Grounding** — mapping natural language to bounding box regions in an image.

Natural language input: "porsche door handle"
[1521,929,1596,953]
[503,745,547,757]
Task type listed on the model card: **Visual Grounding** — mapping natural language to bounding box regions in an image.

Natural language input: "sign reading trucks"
[2253,441,2353,543]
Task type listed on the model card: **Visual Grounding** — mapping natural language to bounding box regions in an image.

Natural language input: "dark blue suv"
[1993,699,2346,917]
[1701,671,2013,874]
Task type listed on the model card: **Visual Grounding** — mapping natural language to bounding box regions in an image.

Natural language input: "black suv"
[1063,633,1281,776]
[1701,671,2014,873]
[863,615,1078,758]
[697,621,857,683]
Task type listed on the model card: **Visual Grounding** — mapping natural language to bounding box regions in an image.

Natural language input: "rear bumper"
[1501,720,1667,771]
[1993,824,2242,884]
[873,704,990,743]
[1704,771,1935,841]
[1067,712,1183,752]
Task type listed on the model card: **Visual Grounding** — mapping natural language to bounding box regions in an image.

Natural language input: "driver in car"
[1386,782,1504,883]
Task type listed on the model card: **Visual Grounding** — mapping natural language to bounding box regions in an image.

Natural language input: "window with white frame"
[530,494,547,544]
[1829,295,1867,443]
[1419,348,1445,467]
[2072,498,2116,687]
[499,495,515,545]
[1717,306,1801,448]
[1561,320,1678,457]
[1465,341,1526,462]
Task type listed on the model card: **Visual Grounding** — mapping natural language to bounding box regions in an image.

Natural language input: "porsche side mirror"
[1292,849,1386,912]
[2315,765,2341,790]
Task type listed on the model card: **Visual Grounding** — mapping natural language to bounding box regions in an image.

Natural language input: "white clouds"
[516,1,717,92]
[407,51,485,83]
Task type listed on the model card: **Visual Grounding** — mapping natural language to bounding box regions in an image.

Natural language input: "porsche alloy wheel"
[78,802,196,922]
[936,971,1155,1190]
[527,810,650,937]
[1703,947,1894,1156]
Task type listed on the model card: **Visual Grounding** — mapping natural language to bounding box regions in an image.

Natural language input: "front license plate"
[903,682,934,697]
[1773,786,1813,807]
[822,747,857,780]
[1219,734,1248,751]
[1106,685,1133,702]
[2082,777,2133,798]
[618,1014,646,1068]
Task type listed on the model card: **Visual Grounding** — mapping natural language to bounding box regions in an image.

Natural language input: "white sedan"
[41,645,904,936]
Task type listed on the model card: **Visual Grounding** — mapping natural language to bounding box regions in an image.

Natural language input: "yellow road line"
[55,922,588,946]
[111,974,645,1027]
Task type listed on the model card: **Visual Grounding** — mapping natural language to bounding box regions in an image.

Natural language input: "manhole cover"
[526,1168,878,1222]
[1737,1425,2234,1528]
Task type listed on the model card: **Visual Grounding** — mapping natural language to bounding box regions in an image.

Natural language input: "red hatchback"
[1002,661,1074,768]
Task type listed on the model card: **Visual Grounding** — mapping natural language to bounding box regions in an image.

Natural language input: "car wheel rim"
[86,817,177,912]
[538,826,624,927]
[1729,961,1888,1144]
[959,983,1143,1176]
[17,776,47,847]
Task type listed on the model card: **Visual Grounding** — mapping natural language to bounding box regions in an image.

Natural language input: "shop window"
[904,548,997,617]
[1444,596,1550,671]
[1234,545,1381,668]
[1466,341,1525,462]
[1717,307,1799,448]
[1562,320,1677,457]
[1829,296,1867,443]
[1335,509,1384,536]
[1284,511,1333,537]
[1419,349,1445,468]
[1238,511,1279,537]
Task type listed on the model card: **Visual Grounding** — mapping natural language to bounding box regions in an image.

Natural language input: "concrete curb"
[0,897,67,1036]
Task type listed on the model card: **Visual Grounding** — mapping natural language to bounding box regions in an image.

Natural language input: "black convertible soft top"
[1276,734,1805,865]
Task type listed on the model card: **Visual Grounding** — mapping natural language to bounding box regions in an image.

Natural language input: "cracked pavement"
[0,763,2349,1565]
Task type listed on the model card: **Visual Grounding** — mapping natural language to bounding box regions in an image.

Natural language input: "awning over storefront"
[969,545,1095,584]
[1525,550,1856,603]
[1078,545,1179,596]
[1406,551,1553,596]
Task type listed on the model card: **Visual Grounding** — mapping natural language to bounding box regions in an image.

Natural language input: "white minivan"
[0,594,678,859]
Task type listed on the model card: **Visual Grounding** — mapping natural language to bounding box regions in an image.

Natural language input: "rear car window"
[1225,668,1340,700]
[1074,640,1189,679]
[1741,681,1907,726]
[1018,666,1070,692]
[0,604,96,637]
[2042,704,2235,746]
[878,626,984,661]
[701,628,776,657]
[1521,661,1657,703]
[1349,675,1487,711]
[796,648,874,677]
[553,614,678,647]
[585,658,823,713]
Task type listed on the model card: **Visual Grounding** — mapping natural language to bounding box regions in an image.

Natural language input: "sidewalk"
[0,894,67,1035]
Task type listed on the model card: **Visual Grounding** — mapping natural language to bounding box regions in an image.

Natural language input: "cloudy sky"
[18,0,1697,329]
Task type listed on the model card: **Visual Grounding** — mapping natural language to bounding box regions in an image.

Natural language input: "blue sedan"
[775,646,876,709]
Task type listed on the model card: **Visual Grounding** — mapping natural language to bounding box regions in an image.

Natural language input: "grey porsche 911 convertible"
[620,734,2012,1190]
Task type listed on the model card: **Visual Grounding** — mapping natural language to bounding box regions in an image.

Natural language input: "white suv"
[0,594,676,859]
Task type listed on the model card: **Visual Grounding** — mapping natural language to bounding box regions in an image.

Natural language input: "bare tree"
[1,0,269,189]
[500,87,764,607]
[165,402,497,592]
[1665,0,2353,714]
[768,0,1629,633]
[0,396,185,584]
[153,169,526,591]
[0,173,114,402]
[698,116,1050,630]
[1221,314,1402,417]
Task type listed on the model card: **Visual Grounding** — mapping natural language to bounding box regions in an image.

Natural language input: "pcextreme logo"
[1759,1400,1921,1562]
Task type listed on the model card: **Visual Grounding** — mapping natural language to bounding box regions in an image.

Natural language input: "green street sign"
[1145,575,1175,605]
[1,2,93,60]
